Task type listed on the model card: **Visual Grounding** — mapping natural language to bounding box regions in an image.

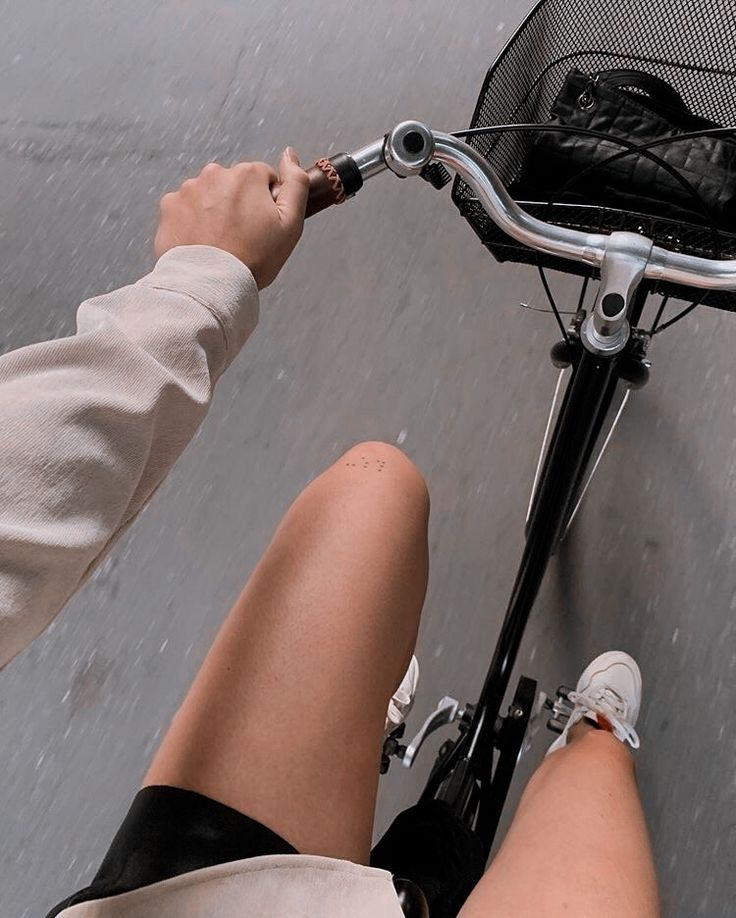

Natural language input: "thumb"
[275,147,309,224]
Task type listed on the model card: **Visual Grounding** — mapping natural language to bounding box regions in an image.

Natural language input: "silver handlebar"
[432,131,609,268]
[432,130,736,291]
[349,121,736,355]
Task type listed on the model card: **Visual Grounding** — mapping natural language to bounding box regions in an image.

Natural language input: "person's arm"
[0,149,309,668]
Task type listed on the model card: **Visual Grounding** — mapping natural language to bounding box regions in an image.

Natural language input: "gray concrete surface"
[0,2,734,915]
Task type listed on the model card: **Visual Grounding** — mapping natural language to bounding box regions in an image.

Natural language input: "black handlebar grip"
[305,153,364,218]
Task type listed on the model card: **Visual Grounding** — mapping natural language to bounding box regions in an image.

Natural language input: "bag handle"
[595,68,692,117]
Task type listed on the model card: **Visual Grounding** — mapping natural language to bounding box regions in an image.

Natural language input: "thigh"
[144,441,430,864]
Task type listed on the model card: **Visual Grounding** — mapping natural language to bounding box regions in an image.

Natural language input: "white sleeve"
[0,245,259,667]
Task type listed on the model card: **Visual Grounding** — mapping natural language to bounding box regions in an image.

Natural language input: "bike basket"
[452,0,736,311]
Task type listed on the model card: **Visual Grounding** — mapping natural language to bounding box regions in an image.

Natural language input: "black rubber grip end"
[331,153,364,197]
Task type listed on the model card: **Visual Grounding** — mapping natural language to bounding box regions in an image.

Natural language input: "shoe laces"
[569,685,640,749]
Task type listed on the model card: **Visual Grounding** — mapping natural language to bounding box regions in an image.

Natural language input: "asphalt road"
[1,2,734,916]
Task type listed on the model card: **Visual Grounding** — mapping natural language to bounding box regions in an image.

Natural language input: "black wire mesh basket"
[453,0,736,311]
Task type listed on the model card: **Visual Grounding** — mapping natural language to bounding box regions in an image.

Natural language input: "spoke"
[649,294,670,334]
[653,295,705,334]
[526,369,567,526]
[563,388,631,535]
[520,303,576,315]
[577,274,591,313]
[536,263,570,344]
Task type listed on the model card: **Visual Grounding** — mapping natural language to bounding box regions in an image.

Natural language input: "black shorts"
[47,787,484,918]
[47,785,298,917]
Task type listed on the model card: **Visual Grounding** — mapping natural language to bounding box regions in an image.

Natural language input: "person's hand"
[154,148,309,289]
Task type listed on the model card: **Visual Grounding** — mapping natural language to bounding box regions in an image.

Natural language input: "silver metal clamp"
[580,232,653,356]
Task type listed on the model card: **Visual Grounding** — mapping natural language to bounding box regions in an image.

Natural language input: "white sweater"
[0,245,403,916]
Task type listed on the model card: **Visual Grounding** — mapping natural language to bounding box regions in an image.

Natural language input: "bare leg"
[459,723,660,917]
[144,441,429,864]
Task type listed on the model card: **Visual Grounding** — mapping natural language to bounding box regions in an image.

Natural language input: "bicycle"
[291,1,736,913]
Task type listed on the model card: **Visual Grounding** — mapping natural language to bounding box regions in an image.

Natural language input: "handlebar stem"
[581,232,654,356]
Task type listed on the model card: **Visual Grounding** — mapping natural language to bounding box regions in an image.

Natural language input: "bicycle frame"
[423,342,622,855]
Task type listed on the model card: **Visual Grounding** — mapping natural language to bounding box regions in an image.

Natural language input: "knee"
[292,442,429,537]
[300,441,429,530]
[337,440,429,512]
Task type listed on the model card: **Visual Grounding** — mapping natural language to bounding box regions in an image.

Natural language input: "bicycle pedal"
[544,685,575,735]
[381,723,407,774]
[556,684,574,701]
[546,717,566,735]
[401,696,473,769]
[518,689,550,757]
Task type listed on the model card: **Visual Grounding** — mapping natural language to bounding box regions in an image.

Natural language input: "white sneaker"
[385,655,419,736]
[546,651,641,755]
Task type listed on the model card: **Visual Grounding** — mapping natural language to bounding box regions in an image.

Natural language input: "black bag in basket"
[511,68,736,229]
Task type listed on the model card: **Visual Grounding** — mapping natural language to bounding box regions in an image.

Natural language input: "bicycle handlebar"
[305,121,736,292]
[304,121,736,354]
